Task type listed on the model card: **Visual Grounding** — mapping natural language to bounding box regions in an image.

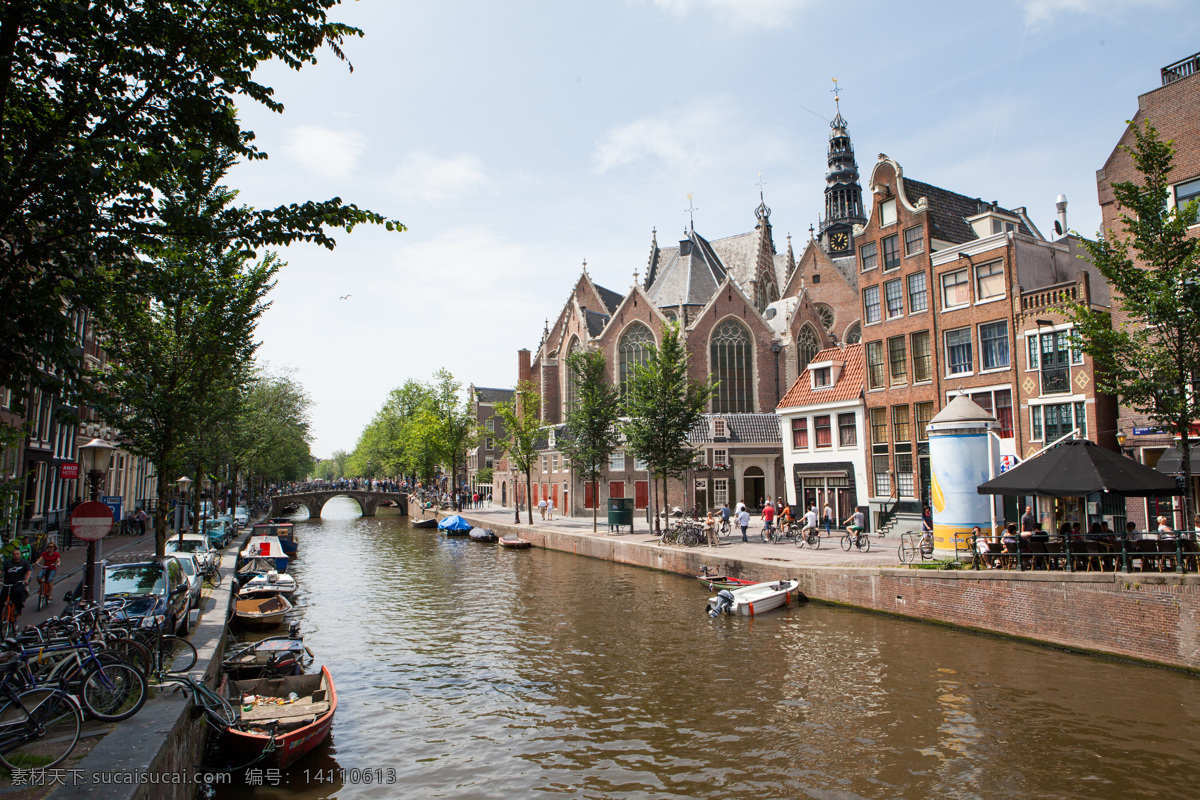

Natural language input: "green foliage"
[622,322,714,530]
[1072,121,1200,522]
[429,370,479,507]
[476,466,493,485]
[559,350,622,531]
[0,1,402,418]
[495,381,543,525]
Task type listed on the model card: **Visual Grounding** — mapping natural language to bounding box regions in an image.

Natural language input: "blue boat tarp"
[437,515,472,531]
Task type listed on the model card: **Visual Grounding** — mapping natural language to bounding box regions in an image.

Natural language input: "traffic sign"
[71,501,114,542]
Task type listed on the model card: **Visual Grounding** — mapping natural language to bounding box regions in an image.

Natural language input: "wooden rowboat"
[223,666,337,769]
[696,575,758,591]
[498,535,532,549]
[411,518,437,529]
[234,594,293,628]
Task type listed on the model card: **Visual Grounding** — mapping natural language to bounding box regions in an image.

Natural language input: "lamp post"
[77,437,114,602]
[175,476,192,543]
[514,463,521,525]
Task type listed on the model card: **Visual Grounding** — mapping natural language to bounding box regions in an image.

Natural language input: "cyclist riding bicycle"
[0,546,32,619]
[841,507,866,537]
[35,540,60,592]
[799,505,819,538]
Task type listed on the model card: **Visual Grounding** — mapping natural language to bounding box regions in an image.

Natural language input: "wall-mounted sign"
[60,462,79,480]
[1132,426,1163,436]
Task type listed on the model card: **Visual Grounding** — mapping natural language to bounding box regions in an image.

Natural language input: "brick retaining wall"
[464,514,1200,671]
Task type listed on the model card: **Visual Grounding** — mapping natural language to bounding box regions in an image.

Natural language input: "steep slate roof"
[474,387,515,404]
[687,414,783,444]
[593,283,624,315]
[583,309,610,337]
[709,231,760,290]
[777,343,865,409]
[902,178,1035,243]
[645,231,728,308]
[829,255,858,291]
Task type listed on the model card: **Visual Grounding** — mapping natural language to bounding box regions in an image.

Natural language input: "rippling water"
[212,497,1200,799]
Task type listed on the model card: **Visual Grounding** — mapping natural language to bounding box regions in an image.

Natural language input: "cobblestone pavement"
[431,505,918,568]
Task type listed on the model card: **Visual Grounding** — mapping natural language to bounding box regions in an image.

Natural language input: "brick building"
[465,385,513,501]
[1096,50,1200,529]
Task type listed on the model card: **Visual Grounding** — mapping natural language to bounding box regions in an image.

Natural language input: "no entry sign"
[71,501,114,542]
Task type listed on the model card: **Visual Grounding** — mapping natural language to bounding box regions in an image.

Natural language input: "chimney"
[518,349,532,387]
[1055,194,1068,238]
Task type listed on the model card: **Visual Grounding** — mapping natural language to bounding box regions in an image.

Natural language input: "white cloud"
[593,97,789,176]
[390,151,495,204]
[651,0,809,27]
[1020,0,1168,27]
[280,126,367,180]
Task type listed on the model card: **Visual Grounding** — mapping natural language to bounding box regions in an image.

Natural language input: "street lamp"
[77,437,114,602]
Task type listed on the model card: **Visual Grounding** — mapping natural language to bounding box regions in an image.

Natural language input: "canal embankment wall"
[458,514,1200,672]
[52,544,240,800]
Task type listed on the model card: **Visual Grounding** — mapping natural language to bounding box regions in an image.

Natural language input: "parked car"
[165,533,219,571]
[202,518,232,549]
[169,553,204,611]
[104,558,190,636]
[234,506,250,526]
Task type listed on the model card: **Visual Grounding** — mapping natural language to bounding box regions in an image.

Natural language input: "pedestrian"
[1020,505,1036,533]
[547,498,555,521]
[737,506,751,543]
[136,506,148,535]
[762,501,775,538]
[822,500,833,535]
[704,512,719,547]
[922,504,933,533]
[538,497,548,520]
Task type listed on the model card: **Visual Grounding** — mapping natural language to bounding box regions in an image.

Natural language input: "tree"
[495,382,543,525]
[558,349,622,532]
[1073,121,1200,530]
[622,322,714,533]
[0,1,401,420]
[92,153,278,556]
[429,370,478,509]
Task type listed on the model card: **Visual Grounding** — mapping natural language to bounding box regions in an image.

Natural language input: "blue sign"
[101,495,122,522]
[1132,426,1163,436]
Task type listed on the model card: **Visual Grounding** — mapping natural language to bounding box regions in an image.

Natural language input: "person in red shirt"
[762,502,775,536]
[35,540,60,586]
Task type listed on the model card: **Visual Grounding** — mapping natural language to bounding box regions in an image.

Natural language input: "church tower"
[818,90,865,256]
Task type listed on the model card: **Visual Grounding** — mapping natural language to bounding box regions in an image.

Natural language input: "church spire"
[818,79,865,255]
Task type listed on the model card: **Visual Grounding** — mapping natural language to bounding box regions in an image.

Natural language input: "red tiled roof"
[777,343,865,410]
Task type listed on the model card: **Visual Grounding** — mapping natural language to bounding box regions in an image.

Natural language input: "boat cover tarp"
[437,514,473,531]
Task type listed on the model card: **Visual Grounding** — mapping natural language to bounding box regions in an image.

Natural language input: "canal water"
[213,497,1200,799]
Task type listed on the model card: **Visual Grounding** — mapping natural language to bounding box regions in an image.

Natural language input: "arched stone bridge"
[269,490,408,519]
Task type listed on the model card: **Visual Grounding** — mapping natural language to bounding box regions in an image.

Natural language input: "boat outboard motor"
[288,622,301,640]
[709,589,735,617]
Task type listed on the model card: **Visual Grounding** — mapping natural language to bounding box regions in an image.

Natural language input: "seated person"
[1030,524,1049,544]
[1001,523,1021,553]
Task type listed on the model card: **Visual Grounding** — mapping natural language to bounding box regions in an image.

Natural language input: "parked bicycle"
[897,530,934,563]
[0,652,83,771]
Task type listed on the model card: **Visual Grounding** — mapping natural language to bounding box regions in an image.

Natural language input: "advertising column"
[926,396,999,558]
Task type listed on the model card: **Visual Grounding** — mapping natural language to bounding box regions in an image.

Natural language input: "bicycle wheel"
[794,530,806,548]
[0,687,82,771]
[759,527,770,543]
[840,533,852,551]
[80,661,147,722]
[204,568,222,589]
[899,541,916,563]
[809,531,822,550]
[107,637,154,677]
[856,534,871,553]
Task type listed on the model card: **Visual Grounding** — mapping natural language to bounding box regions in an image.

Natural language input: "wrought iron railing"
[1162,52,1200,85]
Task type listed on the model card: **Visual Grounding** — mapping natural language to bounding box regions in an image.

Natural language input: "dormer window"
[813,367,832,387]
[967,211,1019,239]
[548,428,555,448]
[712,417,726,439]
[807,359,842,388]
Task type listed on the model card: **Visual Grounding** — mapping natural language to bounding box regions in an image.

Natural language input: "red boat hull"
[224,666,337,769]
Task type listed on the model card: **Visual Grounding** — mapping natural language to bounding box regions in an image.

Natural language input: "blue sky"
[227,0,1199,457]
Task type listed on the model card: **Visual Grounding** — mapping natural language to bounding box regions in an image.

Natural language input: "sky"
[226,0,1200,458]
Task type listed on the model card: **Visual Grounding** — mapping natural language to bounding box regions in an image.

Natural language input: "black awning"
[978,439,1179,498]
[1154,446,1200,475]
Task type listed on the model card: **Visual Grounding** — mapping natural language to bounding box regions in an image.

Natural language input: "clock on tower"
[828,229,851,253]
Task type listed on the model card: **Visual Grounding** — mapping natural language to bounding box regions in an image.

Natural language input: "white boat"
[234,594,294,628]
[706,579,800,617]
[238,567,297,598]
[239,535,289,572]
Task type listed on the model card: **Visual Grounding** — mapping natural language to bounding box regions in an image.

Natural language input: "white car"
[169,553,204,612]
[234,507,250,526]
[165,534,219,572]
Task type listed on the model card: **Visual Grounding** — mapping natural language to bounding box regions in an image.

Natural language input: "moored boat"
[696,574,758,591]
[498,535,532,549]
[468,528,498,542]
[223,630,313,680]
[234,594,294,628]
[239,534,289,572]
[253,522,298,558]
[237,565,297,598]
[706,579,800,617]
[411,518,437,529]
[222,666,337,768]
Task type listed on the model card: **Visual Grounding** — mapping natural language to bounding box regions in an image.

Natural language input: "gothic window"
[758,271,779,312]
[814,303,835,333]
[711,318,753,413]
[564,337,581,414]
[618,322,655,396]
[844,322,862,344]
[797,326,820,374]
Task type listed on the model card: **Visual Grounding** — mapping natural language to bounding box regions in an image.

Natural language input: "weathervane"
[756,172,767,201]
[831,77,842,111]
[685,193,698,232]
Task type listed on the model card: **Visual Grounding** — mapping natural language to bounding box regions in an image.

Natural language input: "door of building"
[634,480,648,510]
[743,467,765,510]
[609,481,624,499]
[694,479,708,514]
[551,483,558,510]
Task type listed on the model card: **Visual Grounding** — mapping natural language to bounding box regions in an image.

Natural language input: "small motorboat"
[412,518,437,529]
[223,627,313,680]
[237,566,298,598]
[468,528,498,542]
[696,574,758,592]
[498,535,532,549]
[253,522,298,558]
[707,579,800,617]
[222,666,337,768]
[234,594,294,628]
[239,534,289,572]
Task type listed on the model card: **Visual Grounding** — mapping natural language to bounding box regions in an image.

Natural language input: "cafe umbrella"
[976,439,1178,498]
